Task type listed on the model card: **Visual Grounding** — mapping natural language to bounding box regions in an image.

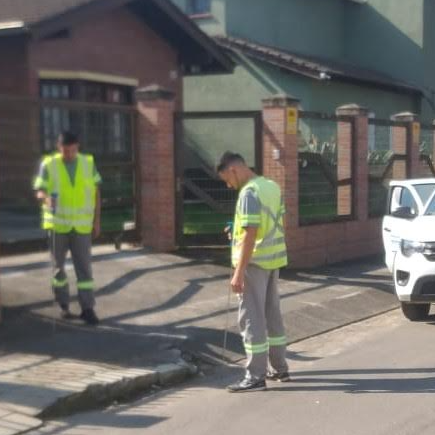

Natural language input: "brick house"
[0,0,232,98]
[0,0,232,245]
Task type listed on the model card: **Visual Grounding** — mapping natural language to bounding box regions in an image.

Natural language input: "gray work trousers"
[238,264,288,379]
[49,231,95,310]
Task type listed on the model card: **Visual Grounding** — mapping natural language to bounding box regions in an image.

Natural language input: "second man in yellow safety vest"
[34,131,102,325]
[217,151,290,392]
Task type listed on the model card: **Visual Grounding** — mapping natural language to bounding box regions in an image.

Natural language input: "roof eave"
[219,40,421,97]
[19,0,233,74]
[150,0,234,73]
[0,27,29,36]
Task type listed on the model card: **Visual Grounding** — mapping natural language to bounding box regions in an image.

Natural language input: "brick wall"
[27,8,182,106]
[0,36,29,95]
[136,86,176,252]
[262,98,383,269]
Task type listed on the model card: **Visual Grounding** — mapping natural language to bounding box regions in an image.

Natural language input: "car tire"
[400,302,430,321]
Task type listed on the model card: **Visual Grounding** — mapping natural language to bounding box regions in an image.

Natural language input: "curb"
[38,360,197,420]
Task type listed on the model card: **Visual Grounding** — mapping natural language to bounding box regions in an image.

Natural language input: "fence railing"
[175,111,262,245]
[298,111,354,225]
[368,118,409,217]
[419,124,435,178]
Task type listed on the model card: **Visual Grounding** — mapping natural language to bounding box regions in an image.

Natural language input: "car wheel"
[400,302,430,321]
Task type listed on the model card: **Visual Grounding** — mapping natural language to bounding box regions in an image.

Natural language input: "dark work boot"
[80,308,99,326]
[60,304,75,320]
[226,376,267,393]
[266,371,291,382]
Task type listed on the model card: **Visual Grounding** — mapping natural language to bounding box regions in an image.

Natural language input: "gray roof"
[0,0,234,74]
[216,36,421,95]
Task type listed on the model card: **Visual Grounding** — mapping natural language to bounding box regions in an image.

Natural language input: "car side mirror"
[391,206,415,219]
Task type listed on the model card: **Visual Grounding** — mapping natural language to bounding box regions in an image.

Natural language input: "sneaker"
[226,377,266,393]
[80,308,99,326]
[266,371,291,382]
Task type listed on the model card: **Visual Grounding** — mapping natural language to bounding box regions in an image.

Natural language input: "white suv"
[383,179,435,321]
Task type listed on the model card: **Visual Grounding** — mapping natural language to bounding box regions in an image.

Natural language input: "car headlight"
[401,240,425,257]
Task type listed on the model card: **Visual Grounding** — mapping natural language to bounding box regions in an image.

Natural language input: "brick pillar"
[135,85,176,251]
[336,104,369,221]
[392,112,420,178]
[262,94,300,250]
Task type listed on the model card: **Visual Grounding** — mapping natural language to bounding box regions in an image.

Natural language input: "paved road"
[0,246,396,364]
[27,310,435,435]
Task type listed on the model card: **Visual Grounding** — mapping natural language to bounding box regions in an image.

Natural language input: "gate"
[175,111,262,246]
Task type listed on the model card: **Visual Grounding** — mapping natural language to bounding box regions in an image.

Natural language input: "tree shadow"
[269,367,435,394]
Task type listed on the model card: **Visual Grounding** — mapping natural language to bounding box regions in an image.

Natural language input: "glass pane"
[41,85,50,99]
[188,0,211,14]
[414,184,435,205]
[51,85,60,99]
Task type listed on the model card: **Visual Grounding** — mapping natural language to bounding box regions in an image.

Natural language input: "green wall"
[343,0,435,120]
[344,0,424,84]
[225,0,344,59]
[173,0,425,120]
[183,53,417,118]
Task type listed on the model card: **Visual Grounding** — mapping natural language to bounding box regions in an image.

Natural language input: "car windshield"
[424,191,435,215]
[414,184,435,206]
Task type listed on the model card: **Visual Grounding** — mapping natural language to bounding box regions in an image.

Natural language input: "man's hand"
[92,220,101,239]
[231,270,244,294]
[36,190,48,205]
[224,225,232,241]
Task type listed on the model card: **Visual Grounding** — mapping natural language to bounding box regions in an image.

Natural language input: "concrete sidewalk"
[0,245,397,433]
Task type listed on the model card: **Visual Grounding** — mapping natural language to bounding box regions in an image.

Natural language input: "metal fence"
[298,111,353,225]
[0,95,137,246]
[175,111,262,246]
[419,125,435,177]
[368,119,408,217]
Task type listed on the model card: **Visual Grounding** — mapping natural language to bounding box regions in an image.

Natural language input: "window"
[414,184,435,205]
[40,80,133,158]
[40,81,72,152]
[187,0,211,15]
[390,186,418,217]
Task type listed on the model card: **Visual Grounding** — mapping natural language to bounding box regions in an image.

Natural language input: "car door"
[382,185,419,272]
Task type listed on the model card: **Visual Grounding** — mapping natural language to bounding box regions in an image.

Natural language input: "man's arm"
[231,226,258,293]
[34,162,50,206]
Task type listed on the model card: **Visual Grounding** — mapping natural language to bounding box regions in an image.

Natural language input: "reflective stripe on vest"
[42,153,96,234]
[232,177,288,270]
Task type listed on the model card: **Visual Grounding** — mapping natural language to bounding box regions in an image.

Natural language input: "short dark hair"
[216,151,246,173]
[58,131,79,146]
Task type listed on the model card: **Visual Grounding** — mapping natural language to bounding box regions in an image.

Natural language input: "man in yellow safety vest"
[217,151,290,392]
[34,131,101,325]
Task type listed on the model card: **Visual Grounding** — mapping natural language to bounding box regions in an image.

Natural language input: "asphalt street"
[26,309,435,435]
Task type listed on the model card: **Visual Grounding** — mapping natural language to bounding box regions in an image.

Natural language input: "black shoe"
[226,377,266,393]
[80,309,99,325]
[60,304,75,320]
[266,371,291,382]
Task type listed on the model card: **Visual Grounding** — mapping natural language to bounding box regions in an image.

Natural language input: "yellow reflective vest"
[34,153,97,234]
[232,176,288,270]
